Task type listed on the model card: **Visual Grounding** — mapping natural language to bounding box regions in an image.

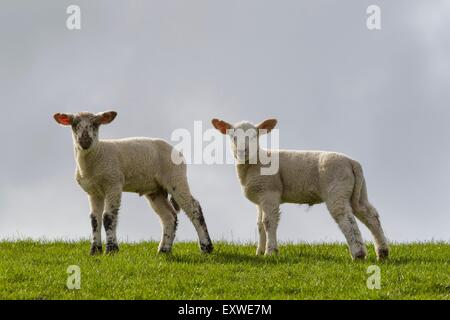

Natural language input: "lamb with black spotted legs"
[54,110,213,255]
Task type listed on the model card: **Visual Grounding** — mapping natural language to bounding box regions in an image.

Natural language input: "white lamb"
[54,111,214,255]
[212,118,389,261]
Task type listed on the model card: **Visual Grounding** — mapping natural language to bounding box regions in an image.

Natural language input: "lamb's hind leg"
[353,202,389,261]
[169,180,213,254]
[146,192,178,253]
[327,199,366,260]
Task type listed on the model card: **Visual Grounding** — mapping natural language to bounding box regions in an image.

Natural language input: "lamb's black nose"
[79,131,92,150]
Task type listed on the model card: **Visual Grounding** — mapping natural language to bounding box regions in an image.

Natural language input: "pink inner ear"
[218,122,229,134]
[219,123,227,134]
[56,114,71,125]
[213,119,231,134]
[259,120,277,131]
[100,114,111,124]
[98,112,116,124]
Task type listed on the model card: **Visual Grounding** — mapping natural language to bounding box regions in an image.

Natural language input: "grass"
[0,241,449,300]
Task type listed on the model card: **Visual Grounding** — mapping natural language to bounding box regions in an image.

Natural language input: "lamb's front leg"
[260,194,281,256]
[256,206,266,255]
[88,195,104,255]
[103,190,122,254]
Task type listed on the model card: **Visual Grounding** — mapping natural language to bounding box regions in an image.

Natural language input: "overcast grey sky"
[0,0,449,243]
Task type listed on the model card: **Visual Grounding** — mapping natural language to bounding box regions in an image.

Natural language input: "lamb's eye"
[71,121,79,130]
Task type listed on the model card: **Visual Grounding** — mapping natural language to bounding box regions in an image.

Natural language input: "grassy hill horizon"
[0,241,448,300]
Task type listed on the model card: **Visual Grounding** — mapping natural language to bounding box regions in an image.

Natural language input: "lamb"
[53,111,214,255]
[212,118,389,261]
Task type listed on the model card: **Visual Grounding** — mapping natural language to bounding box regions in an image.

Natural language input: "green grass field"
[0,241,448,300]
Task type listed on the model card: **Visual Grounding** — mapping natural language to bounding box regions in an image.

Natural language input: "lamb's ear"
[211,118,233,135]
[256,118,277,134]
[95,111,117,125]
[53,113,74,126]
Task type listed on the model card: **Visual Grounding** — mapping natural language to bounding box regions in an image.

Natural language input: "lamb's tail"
[170,196,181,213]
[350,160,367,213]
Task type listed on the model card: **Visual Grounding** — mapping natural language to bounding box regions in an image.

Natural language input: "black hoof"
[157,247,172,254]
[200,242,214,254]
[90,244,103,256]
[353,251,367,261]
[106,243,119,255]
[377,248,389,261]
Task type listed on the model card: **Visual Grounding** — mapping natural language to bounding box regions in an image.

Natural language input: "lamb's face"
[71,113,101,150]
[54,111,117,151]
[230,121,260,163]
[212,118,278,164]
